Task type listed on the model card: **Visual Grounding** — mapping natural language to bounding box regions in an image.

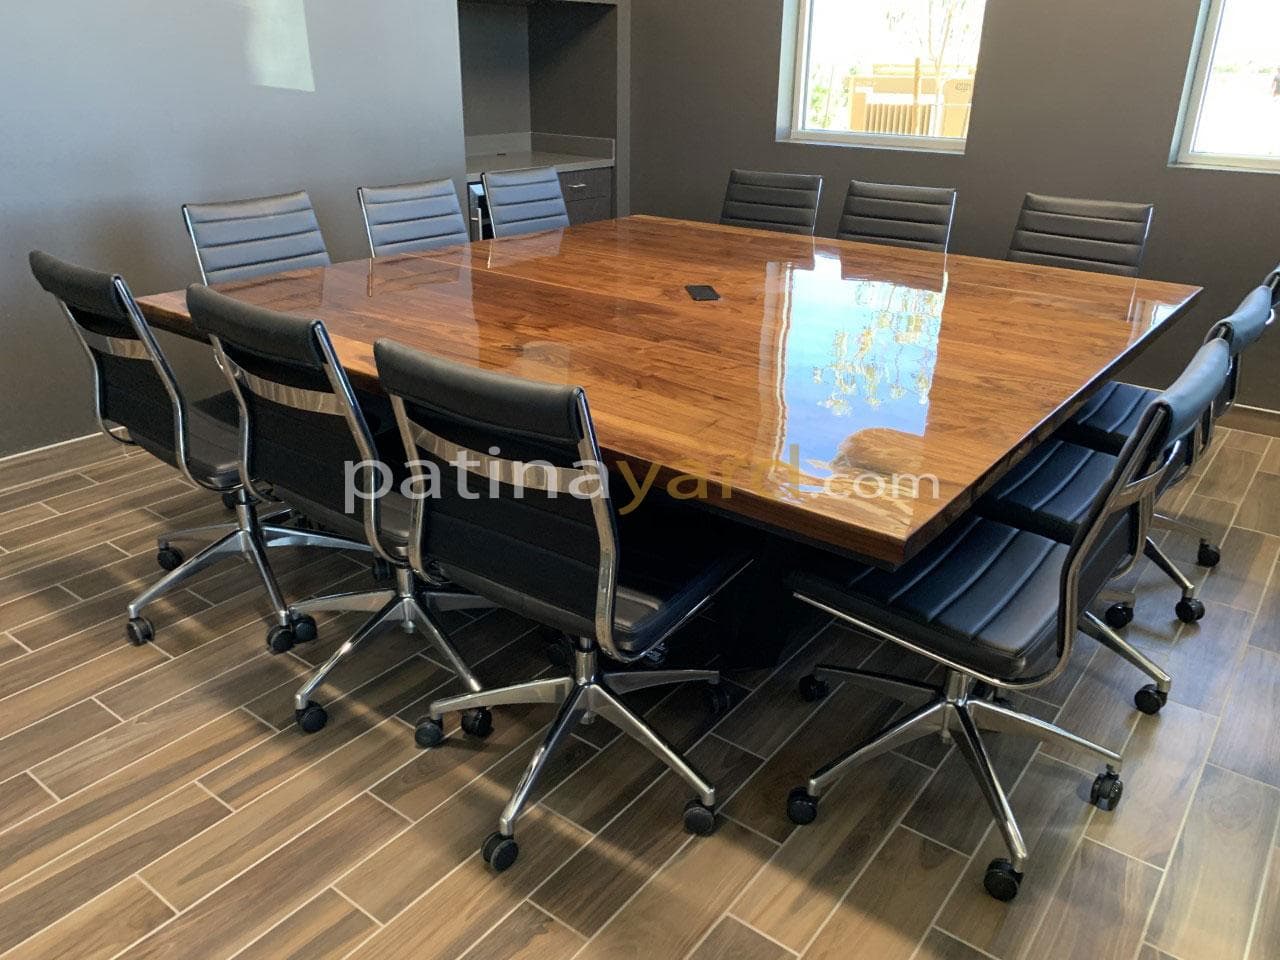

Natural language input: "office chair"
[786,337,1231,901]
[1007,193,1154,277]
[481,167,570,239]
[28,251,356,649]
[183,190,331,284]
[358,179,469,258]
[374,338,751,871]
[186,286,493,733]
[836,180,957,253]
[1056,280,1277,625]
[720,169,824,236]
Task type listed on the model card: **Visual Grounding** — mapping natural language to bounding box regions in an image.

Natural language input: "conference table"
[140,215,1201,569]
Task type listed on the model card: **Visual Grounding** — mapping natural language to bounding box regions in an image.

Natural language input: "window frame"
[1172,0,1280,174]
[779,0,977,155]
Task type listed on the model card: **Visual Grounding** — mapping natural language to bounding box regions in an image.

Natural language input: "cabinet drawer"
[559,167,612,201]
[565,195,612,226]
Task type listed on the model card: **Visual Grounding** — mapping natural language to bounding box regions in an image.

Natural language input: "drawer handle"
[568,182,588,190]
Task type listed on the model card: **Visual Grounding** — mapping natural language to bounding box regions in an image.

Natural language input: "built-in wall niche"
[456,0,627,228]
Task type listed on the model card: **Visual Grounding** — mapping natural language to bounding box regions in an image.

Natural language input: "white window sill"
[780,131,967,155]
[1170,155,1280,175]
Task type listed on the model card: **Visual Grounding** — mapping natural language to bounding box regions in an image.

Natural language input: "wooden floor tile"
[1251,557,1280,654]
[0,471,94,516]
[0,784,225,955]
[0,435,130,492]
[0,709,270,890]
[460,902,585,960]
[1147,763,1280,960]
[0,543,128,605]
[1037,646,1138,772]
[3,877,174,960]
[1025,839,1160,960]
[915,929,992,959]
[576,818,774,960]
[345,807,590,960]
[1086,700,1218,866]
[692,917,791,960]
[935,755,1101,959]
[0,773,55,833]
[732,753,926,951]
[802,826,965,960]
[0,585,80,635]
[119,795,406,960]
[0,477,193,552]
[1251,844,1280,960]
[1132,602,1252,716]
[1235,472,1280,536]
[1137,946,1178,960]
[0,502,56,537]
[1199,527,1280,612]
[1194,444,1262,504]
[235,889,376,960]
[1209,644,1280,788]
[531,734,761,937]
[0,699,120,782]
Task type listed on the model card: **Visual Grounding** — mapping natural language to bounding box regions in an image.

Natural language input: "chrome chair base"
[1154,512,1222,567]
[422,638,720,858]
[126,496,370,639]
[788,665,1122,898]
[289,566,496,731]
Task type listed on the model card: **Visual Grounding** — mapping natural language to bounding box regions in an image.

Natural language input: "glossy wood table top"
[139,215,1202,566]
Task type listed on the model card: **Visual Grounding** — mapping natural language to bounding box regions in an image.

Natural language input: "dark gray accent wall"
[459,1,533,136]
[631,0,1280,409]
[0,0,467,457]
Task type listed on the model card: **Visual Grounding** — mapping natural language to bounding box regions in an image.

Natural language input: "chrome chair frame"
[405,389,749,841]
[47,269,347,635]
[791,399,1188,884]
[207,321,491,724]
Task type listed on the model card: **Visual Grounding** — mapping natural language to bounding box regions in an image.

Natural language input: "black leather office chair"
[1007,193,1154,277]
[28,251,357,648]
[785,337,1231,902]
[720,169,823,236]
[836,180,957,252]
[183,191,331,284]
[1053,281,1276,624]
[358,179,469,258]
[374,338,751,871]
[481,167,570,239]
[186,287,494,733]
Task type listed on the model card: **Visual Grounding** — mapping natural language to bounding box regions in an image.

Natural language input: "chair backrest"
[482,167,570,239]
[185,285,390,557]
[28,251,200,483]
[358,179,469,258]
[183,191,331,285]
[1059,337,1230,660]
[374,338,624,655]
[836,180,957,253]
[720,169,823,236]
[1205,283,1276,417]
[1007,193,1154,277]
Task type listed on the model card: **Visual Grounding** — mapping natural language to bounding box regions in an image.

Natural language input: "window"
[1174,0,1280,172]
[783,0,990,153]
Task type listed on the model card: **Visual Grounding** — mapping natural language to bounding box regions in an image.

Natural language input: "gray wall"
[459,1,532,137]
[0,0,467,457]
[630,0,1280,409]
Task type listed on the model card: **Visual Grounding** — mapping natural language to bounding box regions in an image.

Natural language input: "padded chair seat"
[132,390,242,489]
[979,440,1118,543]
[1059,381,1157,454]
[788,516,1069,678]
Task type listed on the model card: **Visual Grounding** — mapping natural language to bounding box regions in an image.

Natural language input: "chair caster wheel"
[221,491,238,511]
[295,701,328,734]
[1197,541,1221,568]
[704,682,733,716]
[683,799,717,836]
[267,624,296,654]
[1175,598,1205,623]
[1134,684,1167,715]
[415,718,445,748]
[291,615,317,644]
[798,674,830,702]
[787,786,819,825]
[1091,769,1124,811]
[126,617,154,646]
[1104,602,1134,629]
[545,635,575,671]
[461,708,493,738]
[983,858,1023,901]
[482,832,519,872]
[371,558,394,583]
[156,545,184,571]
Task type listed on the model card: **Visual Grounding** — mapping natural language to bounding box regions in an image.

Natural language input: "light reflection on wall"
[241,0,316,92]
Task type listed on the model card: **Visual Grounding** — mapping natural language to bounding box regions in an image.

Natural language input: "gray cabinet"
[559,167,613,225]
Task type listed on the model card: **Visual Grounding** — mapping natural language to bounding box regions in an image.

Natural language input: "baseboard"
[1221,404,1280,438]
[0,431,103,466]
